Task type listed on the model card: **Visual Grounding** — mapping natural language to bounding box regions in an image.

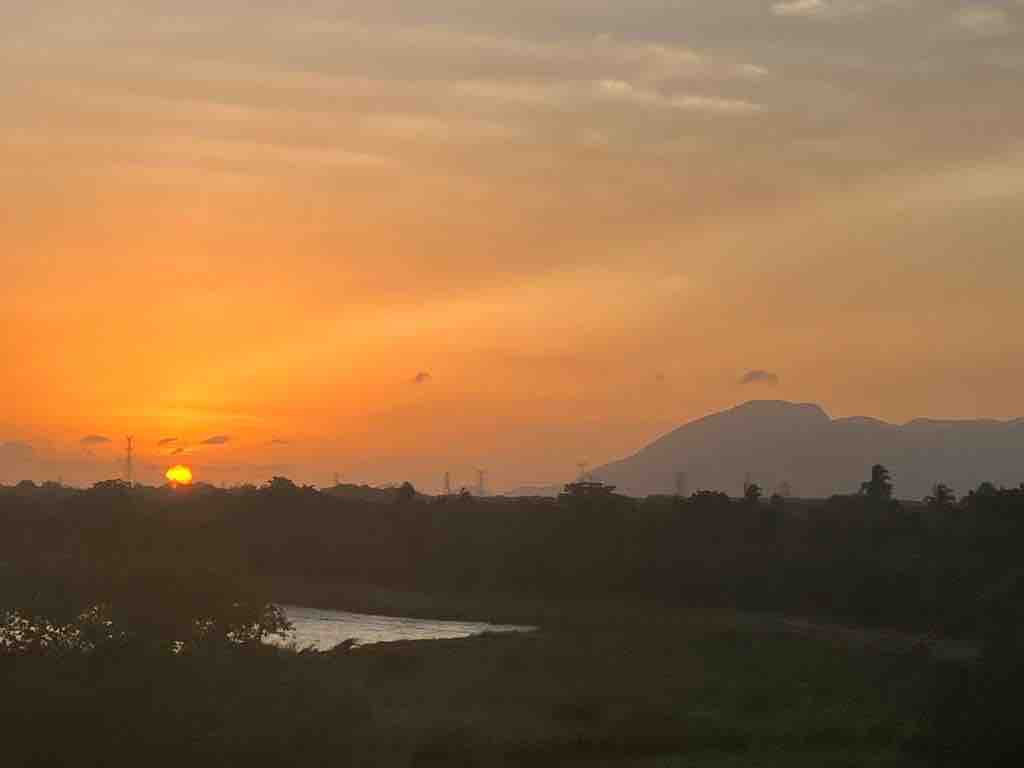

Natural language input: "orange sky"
[3,2,1024,489]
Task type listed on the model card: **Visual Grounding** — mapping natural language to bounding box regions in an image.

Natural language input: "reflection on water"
[277,605,533,649]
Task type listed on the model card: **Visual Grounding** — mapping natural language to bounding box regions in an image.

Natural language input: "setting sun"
[165,465,194,486]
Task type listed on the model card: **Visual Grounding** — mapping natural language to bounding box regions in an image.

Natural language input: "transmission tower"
[444,471,452,496]
[124,436,134,487]
[675,470,688,497]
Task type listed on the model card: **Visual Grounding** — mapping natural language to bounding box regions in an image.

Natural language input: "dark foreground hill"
[592,400,1024,499]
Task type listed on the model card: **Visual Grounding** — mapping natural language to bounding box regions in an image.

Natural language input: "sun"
[165,465,194,486]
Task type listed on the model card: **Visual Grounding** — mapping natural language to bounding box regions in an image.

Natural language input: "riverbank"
[278,583,977,661]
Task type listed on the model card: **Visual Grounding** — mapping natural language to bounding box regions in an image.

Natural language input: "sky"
[2,1,1024,489]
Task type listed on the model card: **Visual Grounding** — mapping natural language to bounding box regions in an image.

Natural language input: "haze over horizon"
[4,2,1024,488]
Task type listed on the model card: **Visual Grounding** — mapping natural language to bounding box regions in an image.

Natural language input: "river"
[277,605,533,649]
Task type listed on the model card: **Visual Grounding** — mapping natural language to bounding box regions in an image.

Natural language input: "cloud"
[286,18,764,84]
[0,441,35,463]
[144,137,396,175]
[269,439,291,446]
[170,447,186,456]
[772,0,829,17]
[896,147,1024,207]
[953,6,1013,37]
[456,78,762,116]
[363,114,522,143]
[411,371,432,385]
[740,370,780,385]
[80,435,112,448]
[157,437,178,447]
[771,0,903,19]
[595,79,762,115]
[201,435,231,445]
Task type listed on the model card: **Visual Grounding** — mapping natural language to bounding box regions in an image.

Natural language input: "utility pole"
[444,471,452,496]
[477,469,486,497]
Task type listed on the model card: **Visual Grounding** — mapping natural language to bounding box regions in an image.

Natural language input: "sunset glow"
[2,3,1024,492]
[165,466,194,486]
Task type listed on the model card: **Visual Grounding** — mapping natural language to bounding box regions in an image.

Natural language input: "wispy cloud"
[144,137,396,174]
[80,435,111,448]
[411,372,432,385]
[157,437,178,447]
[1,441,35,463]
[456,78,761,115]
[896,147,1024,206]
[284,19,764,84]
[772,0,830,17]
[596,79,762,114]
[740,370,780,385]
[771,0,905,20]
[201,435,232,446]
[953,6,1013,37]
[363,113,522,143]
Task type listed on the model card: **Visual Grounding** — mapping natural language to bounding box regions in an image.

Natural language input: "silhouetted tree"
[395,481,417,504]
[744,483,763,504]
[760,493,785,545]
[925,483,956,511]
[264,476,298,493]
[975,481,998,497]
[860,464,893,502]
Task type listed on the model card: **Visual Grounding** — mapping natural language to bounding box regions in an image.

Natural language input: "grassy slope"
[348,621,926,766]
[3,604,931,767]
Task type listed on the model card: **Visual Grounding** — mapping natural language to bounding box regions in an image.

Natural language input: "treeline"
[3,467,1024,641]
[0,480,288,654]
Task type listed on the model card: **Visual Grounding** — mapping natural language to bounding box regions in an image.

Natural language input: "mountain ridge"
[591,400,1024,499]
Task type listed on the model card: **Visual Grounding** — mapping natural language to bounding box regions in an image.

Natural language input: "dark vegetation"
[2,466,1023,765]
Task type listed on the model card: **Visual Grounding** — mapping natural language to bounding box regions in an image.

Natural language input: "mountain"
[591,400,1024,499]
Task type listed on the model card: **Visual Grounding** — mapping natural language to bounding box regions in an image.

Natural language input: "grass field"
[346,619,929,766]
[3,595,937,766]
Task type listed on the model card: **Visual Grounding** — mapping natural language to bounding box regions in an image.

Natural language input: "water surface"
[279,604,533,649]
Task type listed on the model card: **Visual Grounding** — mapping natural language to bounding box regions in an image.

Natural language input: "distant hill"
[591,400,1024,499]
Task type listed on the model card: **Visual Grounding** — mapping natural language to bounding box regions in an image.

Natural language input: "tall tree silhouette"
[925,483,956,511]
[860,464,893,501]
